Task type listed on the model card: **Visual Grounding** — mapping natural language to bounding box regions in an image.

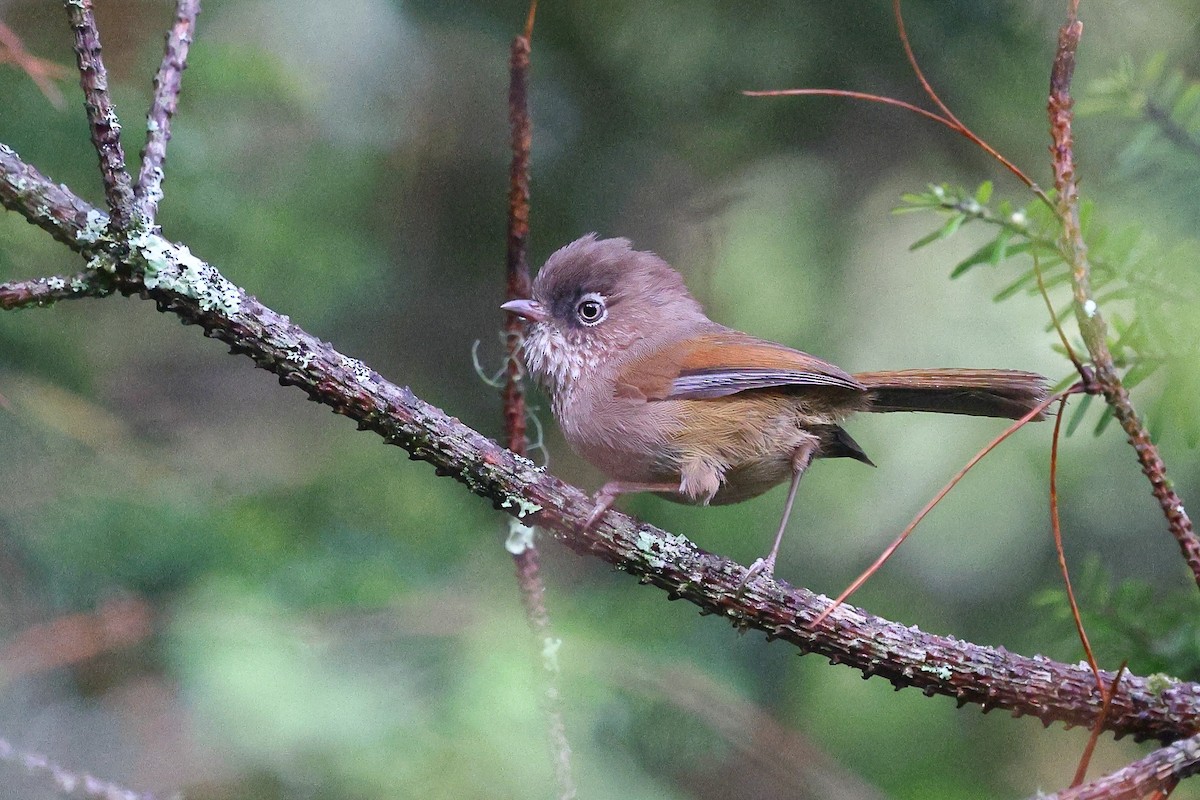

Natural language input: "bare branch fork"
[2,2,1200,796]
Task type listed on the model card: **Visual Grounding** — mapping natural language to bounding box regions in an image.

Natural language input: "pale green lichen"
[338,355,373,384]
[46,276,67,291]
[635,530,666,568]
[1147,673,1180,695]
[920,663,954,681]
[635,530,691,568]
[284,348,315,369]
[86,252,117,273]
[500,495,541,519]
[273,329,313,368]
[505,519,536,554]
[77,209,108,245]
[133,233,240,315]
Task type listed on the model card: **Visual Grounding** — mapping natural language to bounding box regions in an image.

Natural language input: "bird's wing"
[614,329,865,401]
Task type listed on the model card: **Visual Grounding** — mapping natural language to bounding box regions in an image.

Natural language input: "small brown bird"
[502,235,1046,581]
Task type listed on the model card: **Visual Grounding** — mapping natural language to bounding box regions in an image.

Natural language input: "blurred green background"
[2,1,1200,797]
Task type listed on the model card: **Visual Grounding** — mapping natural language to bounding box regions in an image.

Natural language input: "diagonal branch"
[0,142,110,249]
[0,270,113,310]
[0,21,69,109]
[3,142,1200,746]
[1047,7,1200,588]
[1036,730,1200,800]
[136,0,201,223]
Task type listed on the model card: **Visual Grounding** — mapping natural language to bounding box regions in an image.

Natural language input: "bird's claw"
[739,556,775,591]
[582,493,616,530]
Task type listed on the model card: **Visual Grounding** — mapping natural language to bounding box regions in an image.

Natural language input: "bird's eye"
[575,293,607,325]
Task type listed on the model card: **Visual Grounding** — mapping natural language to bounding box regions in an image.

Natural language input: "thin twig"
[136,0,201,223]
[1034,251,1088,376]
[0,271,113,310]
[4,143,1199,743]
[63,0,136,232]
[810,390,1066,629]
[1049,394,1103,697]
[893,0,964,130]
[0,21,69,109]
[1071,664,1126,787]
[502,6,575,798]
[1047,4,1200,588]
[746,1,1050,206]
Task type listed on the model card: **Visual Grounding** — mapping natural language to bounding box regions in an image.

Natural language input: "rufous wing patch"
[613,329,866,402]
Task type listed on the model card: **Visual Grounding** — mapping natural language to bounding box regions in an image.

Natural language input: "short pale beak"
[501,298,549,322]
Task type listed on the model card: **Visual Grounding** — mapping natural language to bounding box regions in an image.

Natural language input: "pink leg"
[742,441,818,585]
[585,480,680,529]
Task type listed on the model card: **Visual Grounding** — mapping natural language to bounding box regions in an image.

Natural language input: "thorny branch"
[1046,6,1200,588]
[64,0,136,232]
[4,141,1200,747]
[4,4,1200,797]
[0,736,167,800]
[1035,730,1200,800]
[136,0,201,222]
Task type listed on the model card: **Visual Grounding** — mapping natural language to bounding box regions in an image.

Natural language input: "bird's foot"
[739,555,776,591]
[583,493,617,530]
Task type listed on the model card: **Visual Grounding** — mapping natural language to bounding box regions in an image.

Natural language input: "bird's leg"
[585,481,679,529]
[743,440,818,585]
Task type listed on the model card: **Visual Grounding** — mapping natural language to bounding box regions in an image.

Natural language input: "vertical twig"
[63,0,136,232]
[136,0,201,223]
[1047,4,1200,588]
[1049,394,1103,696]
[502,4,575,799]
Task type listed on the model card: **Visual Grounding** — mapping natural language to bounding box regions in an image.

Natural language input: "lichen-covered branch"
[0,143,109,249]
[0,270,112,309]
[1047,8,1200,587]
[136,0,201,222]
[3,142,1200,745]
[64,0,136,232]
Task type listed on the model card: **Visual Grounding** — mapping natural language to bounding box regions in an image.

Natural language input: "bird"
[501,234,1047,582]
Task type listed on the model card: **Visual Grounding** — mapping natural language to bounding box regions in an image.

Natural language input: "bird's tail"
[854,368,1048,420]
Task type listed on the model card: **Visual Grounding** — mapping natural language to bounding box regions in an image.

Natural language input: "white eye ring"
[575,293,607,326]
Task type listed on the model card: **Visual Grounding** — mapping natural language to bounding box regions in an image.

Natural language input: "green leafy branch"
[898,181,1200,445]
[1080,53,1200,166]
[1035,558,1200,682]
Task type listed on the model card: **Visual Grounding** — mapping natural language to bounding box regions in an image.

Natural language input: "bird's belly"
[560,394,686,485]
[562,392,846,505]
